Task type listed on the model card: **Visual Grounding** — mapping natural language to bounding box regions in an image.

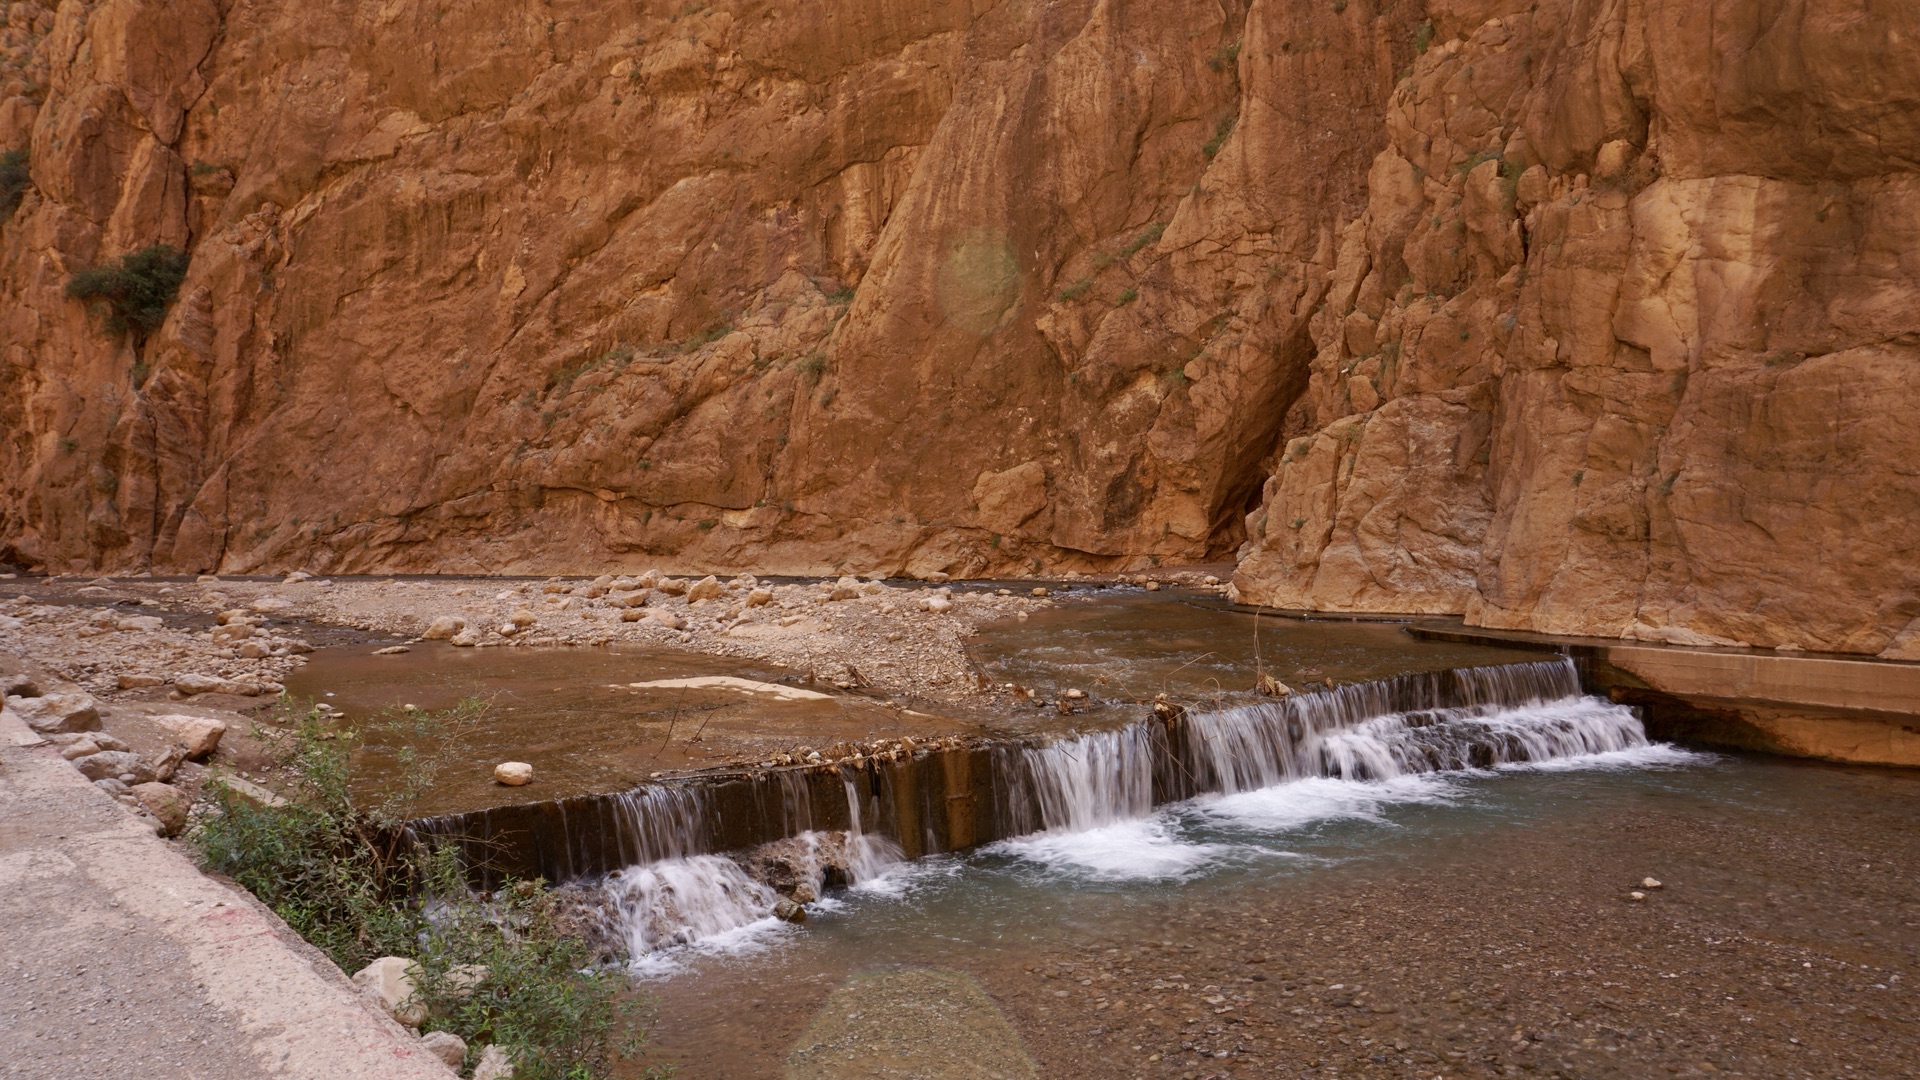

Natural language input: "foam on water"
[1191,771,1466,833]
[988,817,1234,882]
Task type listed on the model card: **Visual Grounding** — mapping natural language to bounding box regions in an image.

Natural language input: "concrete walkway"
[0,706,455,1079]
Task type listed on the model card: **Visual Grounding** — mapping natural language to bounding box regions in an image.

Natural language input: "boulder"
[75,751,156,785]
[647,610,685,631]
[473,1044,515,1080]
[211,623,255,644]
[655,577,687,596]
[59,737,103,760]
[920,595,953,614]
[116,615,164,631]
[421,1031,467,1069]
[249,597,293,614]
[13,689,101,734]
[116,673,167,689]
[173,673,225,695]
[1,671,40,697]
[450,628,482,647]
[130,782,189,836]
[745,587,774,608]
[284,571,314,584]
[494,761,534,786]
[508,608,536,628]
[686,575,723,601]
[828,576,862,601]
[152,714,227,760]
[351,956,426,1027]
[616,591,652,609]
[373,645,411,655]
[422,616,466,640]
[618,609,645,623]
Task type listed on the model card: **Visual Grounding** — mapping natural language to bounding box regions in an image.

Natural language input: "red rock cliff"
[1,0,1914,656]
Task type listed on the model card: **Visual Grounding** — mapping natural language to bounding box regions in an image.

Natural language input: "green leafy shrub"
[1,149,28,219]
[65,243,190,338]
[193,704,656,1079]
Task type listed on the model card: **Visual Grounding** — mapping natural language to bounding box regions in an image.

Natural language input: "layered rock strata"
[2,0,1915,657]
[1232,0,1920,658]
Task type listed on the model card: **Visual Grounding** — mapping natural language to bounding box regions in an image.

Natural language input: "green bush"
[1,149,28,219]
[193,704,657,1079]
[65,243,190,338]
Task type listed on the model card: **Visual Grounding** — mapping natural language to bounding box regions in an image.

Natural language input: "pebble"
[494,761,534,786]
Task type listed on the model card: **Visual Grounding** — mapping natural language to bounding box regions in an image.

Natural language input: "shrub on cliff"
[65,243,190,339]
[0,149,28,219]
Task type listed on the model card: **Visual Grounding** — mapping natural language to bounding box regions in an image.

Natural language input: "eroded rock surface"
[1232,0,1920,656]
[2,0,1914,656]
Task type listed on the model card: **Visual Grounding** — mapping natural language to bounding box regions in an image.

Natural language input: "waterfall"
[841,773,906,884]
[426,656,1666,958]
[994,724,1163,835]
[1002,657,1645,832]
[600,856,778,957]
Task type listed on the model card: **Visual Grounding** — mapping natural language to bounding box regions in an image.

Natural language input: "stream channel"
[288,589,1920,1077]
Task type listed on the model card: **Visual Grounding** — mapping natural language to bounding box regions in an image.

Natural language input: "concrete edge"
[0,704,458,1080]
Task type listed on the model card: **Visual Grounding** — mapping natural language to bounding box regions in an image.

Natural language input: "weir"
[411,658,1639,889]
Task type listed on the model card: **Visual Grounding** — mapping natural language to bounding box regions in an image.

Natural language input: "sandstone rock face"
[1232,0,1920,657]
[0,0,1912,657]
[0,0,1409,582]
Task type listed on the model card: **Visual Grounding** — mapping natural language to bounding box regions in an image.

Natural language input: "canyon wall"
[1,0,1915,656]
[1230,0,1920,657]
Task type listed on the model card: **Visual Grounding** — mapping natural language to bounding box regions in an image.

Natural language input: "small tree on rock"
[66,243,190,342]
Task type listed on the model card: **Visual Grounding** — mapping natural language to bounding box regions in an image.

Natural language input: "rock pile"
[3,679,218,838]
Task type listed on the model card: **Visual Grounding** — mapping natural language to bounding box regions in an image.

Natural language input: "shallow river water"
[301,589,1920,1077]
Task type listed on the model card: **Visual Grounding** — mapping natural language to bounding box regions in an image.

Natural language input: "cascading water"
[457,656,1676,959]
[1183,657,1642,790]
[1001,658,1650,833]
[842,775,906,883]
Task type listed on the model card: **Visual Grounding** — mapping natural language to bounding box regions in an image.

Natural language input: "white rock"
[422,616,466,640]
[1641,877,1663,889]
[421,1031,467,1069]
[152,713,227,760]
[351,956,426,1027]
[116,615,164,631]
[494,761,534,786]
[284,571,314,584]
[473,1044,515,1080]
[373,645,411,655]
[921,596,953,614]
[1628,891,1647,902]
[249,597,293,614]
